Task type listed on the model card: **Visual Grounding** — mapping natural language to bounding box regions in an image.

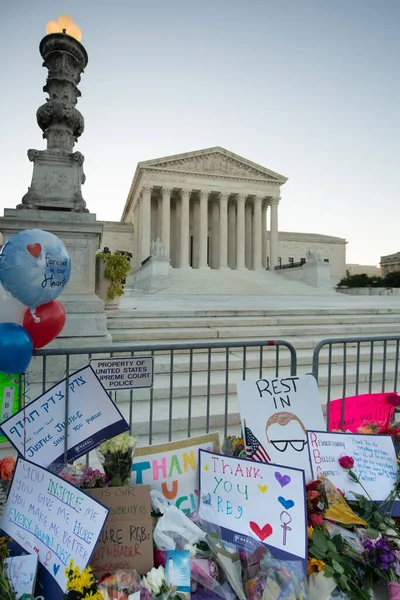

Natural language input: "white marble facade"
[122,147,286,271]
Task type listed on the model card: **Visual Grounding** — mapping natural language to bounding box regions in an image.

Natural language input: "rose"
[309,513,323,527]
[0,456,16,480]
[338,455,354,469]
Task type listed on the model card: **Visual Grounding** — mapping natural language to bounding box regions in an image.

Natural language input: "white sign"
[198,450,307,561]
[308,430,398,503]
[5,554,38,598]
[90,356,153,390]
[131,434,220,515]
[1,458,109,597]
[237,374,325,480]
[0,366,129,470]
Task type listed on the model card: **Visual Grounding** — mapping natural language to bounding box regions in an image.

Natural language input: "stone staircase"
[102,296,400,441]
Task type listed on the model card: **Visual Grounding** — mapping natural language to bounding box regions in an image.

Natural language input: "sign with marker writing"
[308,430,399,507]
[0,458,109,599]
[90,356,154,391]
[237,374,325,480]
[0,372,21,443]
[0,366,129,470]
[87,485,153,578]
[5,553,38,598]
[131,434,220,515]
[198,450,307,562]
[328,392,399,432]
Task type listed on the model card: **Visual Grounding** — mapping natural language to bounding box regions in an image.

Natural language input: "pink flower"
[338,455,354,469]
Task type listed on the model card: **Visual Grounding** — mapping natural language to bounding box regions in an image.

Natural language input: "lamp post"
[18,16,89,212]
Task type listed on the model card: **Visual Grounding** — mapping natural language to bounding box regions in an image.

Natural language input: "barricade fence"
[3,335,400,465]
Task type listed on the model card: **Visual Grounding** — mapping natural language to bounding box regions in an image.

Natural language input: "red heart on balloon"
[26,243,42,258]
[249,521,273,541]
[23,300,66,349]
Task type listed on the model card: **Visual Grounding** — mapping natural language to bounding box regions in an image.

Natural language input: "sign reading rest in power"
[90,356,154,391]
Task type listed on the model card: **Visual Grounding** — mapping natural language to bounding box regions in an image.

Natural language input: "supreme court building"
[122,147,285,271]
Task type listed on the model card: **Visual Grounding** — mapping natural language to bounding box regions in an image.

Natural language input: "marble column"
[161,187,171,260]
[228,200,236,268]
[180,188,191,268]
[141,186,152,262]
[270,197,279,270]
[252,196,263,269]
[199,190,209,268]
[236,194,246,269]
[219,192,229,269]
[262,202,268,269]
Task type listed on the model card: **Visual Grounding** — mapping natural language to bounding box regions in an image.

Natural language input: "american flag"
[244,422,271,463]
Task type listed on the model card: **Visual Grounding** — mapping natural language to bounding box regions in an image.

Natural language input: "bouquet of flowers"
[63,560,103,600]
[0,457,16,521]
[142,565,186,600]
[61,465,110,490]
[222,436,246,458]
[0,537,17,600]
[98,434,137,487]
[99,570,148,600]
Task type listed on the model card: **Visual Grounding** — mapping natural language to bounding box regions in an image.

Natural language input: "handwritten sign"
[87,485,153,577]
[131,434,219,515]
[237,375,325,480]
[0,366,129,470]
[0,372,21,443]
[90,356,154,391]
[308,430,399,506]
[5,554,38,598]
[198,450,307,562]
[0,458,109,598]
[328,392,399,432]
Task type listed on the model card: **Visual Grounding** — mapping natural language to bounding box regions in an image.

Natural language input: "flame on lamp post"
[46,15,82,42]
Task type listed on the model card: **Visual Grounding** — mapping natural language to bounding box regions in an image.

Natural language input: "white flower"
[183,543,197,557]
[142,566,165,595]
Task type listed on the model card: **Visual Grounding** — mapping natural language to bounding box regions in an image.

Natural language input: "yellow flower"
[307,558,326,576]
[307,526,313,540]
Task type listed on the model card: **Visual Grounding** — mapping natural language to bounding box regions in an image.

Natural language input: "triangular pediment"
[138,147,287,183]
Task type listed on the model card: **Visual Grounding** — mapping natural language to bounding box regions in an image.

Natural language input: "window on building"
[300,258,306,265]
[288,257,294,266]
[278,257,282,267]
[324,259,329,263]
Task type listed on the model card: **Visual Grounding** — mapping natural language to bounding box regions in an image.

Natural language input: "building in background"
[380,252,400,277]
[346,263,380,277]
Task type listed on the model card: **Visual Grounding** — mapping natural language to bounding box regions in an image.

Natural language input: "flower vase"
[388,582,400,600]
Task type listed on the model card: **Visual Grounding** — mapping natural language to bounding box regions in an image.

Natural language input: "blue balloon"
[0,323,33,374]
[0,229,71,310]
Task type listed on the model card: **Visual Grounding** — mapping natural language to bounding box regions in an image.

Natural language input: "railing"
[32,339,297,446]
[274,260,306,271]
[312,335,400,428]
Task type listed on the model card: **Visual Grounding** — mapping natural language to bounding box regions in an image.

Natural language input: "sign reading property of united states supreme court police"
[90,356,154,390]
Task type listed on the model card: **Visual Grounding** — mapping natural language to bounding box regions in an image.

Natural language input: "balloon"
[0,229,71,311]
[0,323,33,374]
[23,300,66,349]
[0,282,25,324]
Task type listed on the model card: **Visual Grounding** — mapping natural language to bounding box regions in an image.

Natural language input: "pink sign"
[328,392,400,432]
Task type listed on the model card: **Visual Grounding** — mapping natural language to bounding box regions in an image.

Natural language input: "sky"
[1,0,399,266]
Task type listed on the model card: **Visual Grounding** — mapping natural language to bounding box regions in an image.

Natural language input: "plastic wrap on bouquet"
[98,433,137,487]
[244,552,309,600]
[388,582,400,600]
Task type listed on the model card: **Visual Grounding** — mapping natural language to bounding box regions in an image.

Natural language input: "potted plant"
[96,248,131,310]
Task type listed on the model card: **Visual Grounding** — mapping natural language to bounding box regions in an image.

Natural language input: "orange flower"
[308,526,313,540]
[0,456,16,480]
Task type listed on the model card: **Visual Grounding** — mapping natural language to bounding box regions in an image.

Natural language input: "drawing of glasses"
[270,439,308,452]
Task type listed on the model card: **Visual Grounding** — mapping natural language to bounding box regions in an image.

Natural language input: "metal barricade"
[312,335,400,428]
[32,339,297,450]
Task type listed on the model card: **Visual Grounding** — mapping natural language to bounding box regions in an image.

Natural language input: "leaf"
[327,551,344,563]
[312,528,328,554]
[309,548,326,561]
[323,565,335,578]
[365,528,380,539]
[326,541,337,553]
[332,534,344,552]
[332,559,345,574]
[374,510,384,523]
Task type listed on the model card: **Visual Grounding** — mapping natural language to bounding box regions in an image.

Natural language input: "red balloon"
[22,300,66,349]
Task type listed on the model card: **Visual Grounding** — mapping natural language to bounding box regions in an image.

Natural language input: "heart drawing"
[53,564,60,576]
[278,496,295,510]
[27,243,42,258]
[249,521,273,541]
[275,471,291,488]
[258,484,268,494]
[202,493,211,506]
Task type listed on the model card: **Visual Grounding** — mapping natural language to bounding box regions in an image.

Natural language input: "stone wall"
[100,221,134,255]
[337,287,400,296]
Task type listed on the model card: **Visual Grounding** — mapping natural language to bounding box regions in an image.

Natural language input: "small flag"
[244,421,271,463]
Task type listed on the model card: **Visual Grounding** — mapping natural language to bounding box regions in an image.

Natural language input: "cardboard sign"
[328,392,399,432]
[87,485,153,577]
[131,433,220,515]
[0,366,129,470]
[237,375,325,480]
[198,450,307,562]
[0,372,22,443]
[0,458,109,598]
[90,356,154,391]
[5,554,38,598]
[308,430,399,507]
